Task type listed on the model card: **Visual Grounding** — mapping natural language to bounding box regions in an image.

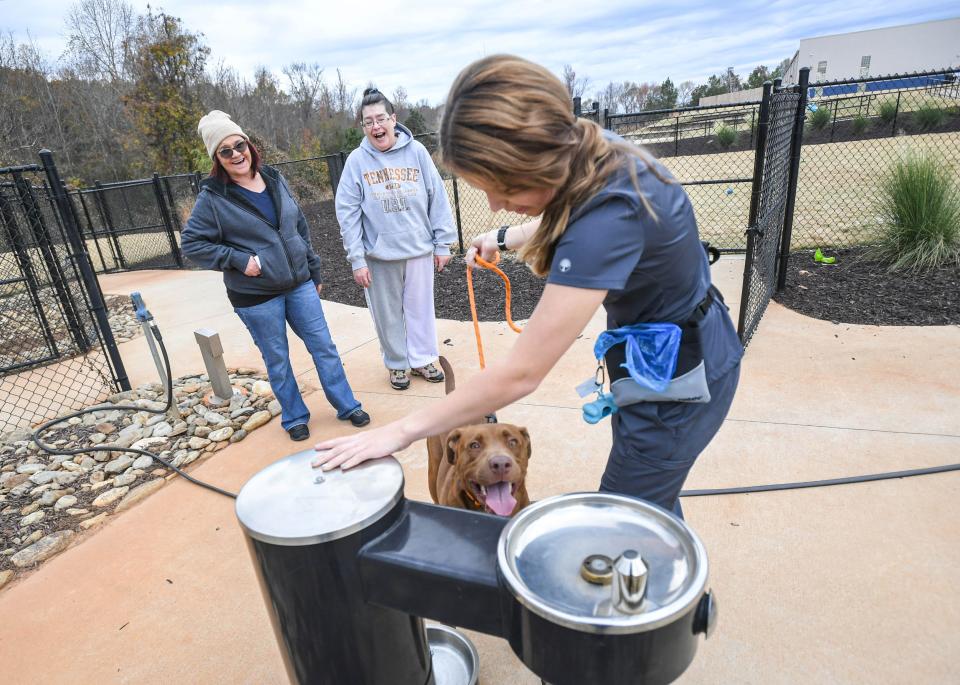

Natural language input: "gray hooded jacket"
[181,165,322,296]
[336,123,457,269]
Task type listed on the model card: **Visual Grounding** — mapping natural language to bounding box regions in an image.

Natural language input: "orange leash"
[466,254,523,369]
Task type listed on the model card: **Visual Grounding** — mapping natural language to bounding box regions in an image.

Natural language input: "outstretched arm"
[312,282,607,470]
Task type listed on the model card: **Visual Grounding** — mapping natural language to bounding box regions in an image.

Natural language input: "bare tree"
[561,64,590,99]
[677,80,696,107]
[283,62,325,126]
[65,0,135,83]
[332,68,357,116]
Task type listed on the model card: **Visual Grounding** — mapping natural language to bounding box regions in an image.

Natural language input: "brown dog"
[427,358,531,516]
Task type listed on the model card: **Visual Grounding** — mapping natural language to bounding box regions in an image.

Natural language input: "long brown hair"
[440,54,670,275]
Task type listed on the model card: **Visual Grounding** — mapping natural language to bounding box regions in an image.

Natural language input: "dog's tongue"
[485,482,516,516]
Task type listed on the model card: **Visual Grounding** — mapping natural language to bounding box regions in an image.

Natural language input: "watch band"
[496,225,509,251]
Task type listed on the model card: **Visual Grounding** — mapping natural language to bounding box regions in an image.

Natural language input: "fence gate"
[0,151,128,435]
[737,68,810,346]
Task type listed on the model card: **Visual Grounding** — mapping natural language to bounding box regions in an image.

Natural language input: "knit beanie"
[197,110,247,159]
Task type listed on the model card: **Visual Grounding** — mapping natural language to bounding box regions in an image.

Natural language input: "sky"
[1,0,957,103]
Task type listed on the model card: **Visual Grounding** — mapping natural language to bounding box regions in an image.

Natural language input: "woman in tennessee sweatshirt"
[336,88,457,390]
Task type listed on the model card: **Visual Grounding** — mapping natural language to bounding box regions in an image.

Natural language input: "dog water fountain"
[236,449,716,684]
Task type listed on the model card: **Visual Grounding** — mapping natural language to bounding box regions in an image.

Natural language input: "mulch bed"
[774,247,960,326]
[302,199,545,321]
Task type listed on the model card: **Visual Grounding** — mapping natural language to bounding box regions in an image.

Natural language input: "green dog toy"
[814,248,836,264]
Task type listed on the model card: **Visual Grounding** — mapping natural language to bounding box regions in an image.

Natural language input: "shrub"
[714,123,738,148]
[852,114,868,135]
[807,105,831,130]
[877,99,898,124]
[871,152,960,271]
[913,103,946,131]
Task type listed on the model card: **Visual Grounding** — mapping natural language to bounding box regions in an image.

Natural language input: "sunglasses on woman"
[217,139,249,159]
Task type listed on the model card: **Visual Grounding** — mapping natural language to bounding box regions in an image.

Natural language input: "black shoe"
[342,408,370,427]
[287,424,310,441]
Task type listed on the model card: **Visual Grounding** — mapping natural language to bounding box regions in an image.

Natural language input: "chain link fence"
[793,70,960,248]
[0,158,127,435]
[608,101,763,251]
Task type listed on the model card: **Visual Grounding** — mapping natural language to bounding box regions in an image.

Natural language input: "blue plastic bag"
[593,323,682,393]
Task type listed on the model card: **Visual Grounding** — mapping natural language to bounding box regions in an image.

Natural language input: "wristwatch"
[496,225,509,251]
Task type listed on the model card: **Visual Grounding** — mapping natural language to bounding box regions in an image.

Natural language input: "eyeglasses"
[217,140,248,159]
[361,115,392,129]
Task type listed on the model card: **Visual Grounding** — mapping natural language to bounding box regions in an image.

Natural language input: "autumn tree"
[124,9,209,173]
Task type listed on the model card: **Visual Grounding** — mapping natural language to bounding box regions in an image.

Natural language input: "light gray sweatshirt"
[335,123,457,270]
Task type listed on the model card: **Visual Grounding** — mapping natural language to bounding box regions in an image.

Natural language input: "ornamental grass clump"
[852,114,868,135]
[913,103,946,131]
[808,105,831,130]
[714,123,738,149]
[871,152,960,272]
[878,99,898,124]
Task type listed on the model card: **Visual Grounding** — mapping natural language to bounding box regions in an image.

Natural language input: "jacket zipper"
[209,188,297,286]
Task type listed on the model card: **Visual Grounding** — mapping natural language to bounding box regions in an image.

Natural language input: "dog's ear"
[445,429,462,465]
[519,427,532,461]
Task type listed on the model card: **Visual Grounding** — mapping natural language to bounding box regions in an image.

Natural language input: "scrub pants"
[599,361,740,519]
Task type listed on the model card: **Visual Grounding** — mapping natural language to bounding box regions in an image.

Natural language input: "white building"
[700,17,959,105]
[782,17,960,84]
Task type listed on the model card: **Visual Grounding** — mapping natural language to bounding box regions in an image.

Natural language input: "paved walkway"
[1,258,958,684]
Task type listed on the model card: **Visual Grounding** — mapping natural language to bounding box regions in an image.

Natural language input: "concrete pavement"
[0,257,957,684]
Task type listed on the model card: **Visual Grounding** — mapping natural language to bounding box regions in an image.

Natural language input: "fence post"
[95,180,127,270]
[11,170,90,353]
[573,96,582,117]
[451,176,465,253]
[829,99,838,142]
[603,108,610,130]
[891,91,902,135]
[40,150,130,391]
[0,190,61,358]
[775,67,810,291]
[152,173,184,268]
[674,117,681,156]
[737,81,773,339]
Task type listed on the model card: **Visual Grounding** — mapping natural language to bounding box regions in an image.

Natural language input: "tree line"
[1,0,791,185]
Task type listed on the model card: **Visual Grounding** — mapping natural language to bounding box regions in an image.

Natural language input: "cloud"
[2,0,956,101]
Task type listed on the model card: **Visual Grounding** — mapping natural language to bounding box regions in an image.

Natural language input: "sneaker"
[389,368,410,390]
[343,408,370,427]
[287,424,310,441]
[411,362,445,383]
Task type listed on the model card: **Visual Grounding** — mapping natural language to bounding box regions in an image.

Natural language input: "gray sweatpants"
[364,254,439,370]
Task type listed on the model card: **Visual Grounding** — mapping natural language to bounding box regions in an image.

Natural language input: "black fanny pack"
[605,286,723,404]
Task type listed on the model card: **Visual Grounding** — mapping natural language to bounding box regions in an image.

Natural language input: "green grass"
[913,104,946,131]
[714,123,738,149]
[808,106,831,130]
[870,152,960,271]
[852,115,868,135]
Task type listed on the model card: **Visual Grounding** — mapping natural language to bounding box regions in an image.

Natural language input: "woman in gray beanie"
[181,110,370,441]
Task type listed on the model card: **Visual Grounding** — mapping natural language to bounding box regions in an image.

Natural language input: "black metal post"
[603,108,609,130]
[40,150,130,391]
[152,173,184,268]
[891,91,902,135]
[674,117,681,156]
[737,81,773,340]
[161,175,183,232]
[0,190,60,359]
[95,180,127,270]
[11,170,90,353]
[451,176,464,253]
[775,67,810,291]
[829,99,838,142]
[573,96,582,117]
[76,190,109,273]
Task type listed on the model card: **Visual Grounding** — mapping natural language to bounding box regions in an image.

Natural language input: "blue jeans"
[234,281,361,431]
